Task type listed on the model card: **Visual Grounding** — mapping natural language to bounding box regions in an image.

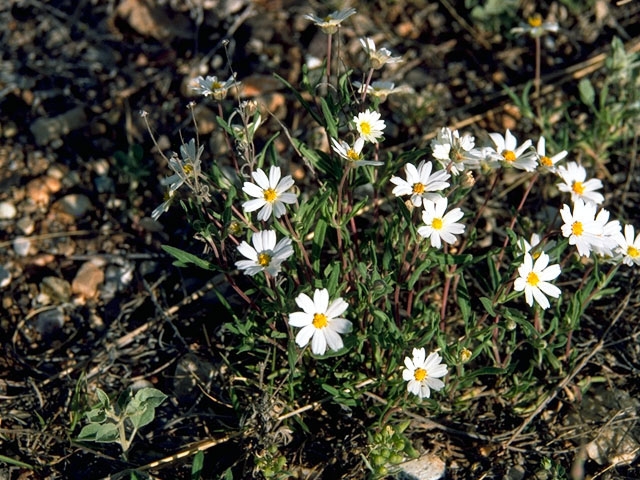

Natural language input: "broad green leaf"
[95,423,119,443]
[480,297,497,317]
[191,451,205,480]
[134,388,168,409]
[579,78,595,107]
[96,388,110,408]
[77,422,101,441]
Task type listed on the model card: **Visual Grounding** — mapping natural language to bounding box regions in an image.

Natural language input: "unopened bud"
[462,171,476,188]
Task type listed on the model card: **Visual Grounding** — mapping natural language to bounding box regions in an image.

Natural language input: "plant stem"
[535,36,541,122]
[361,68,374,104]
[217,102,240,174]
[326,33,332,87]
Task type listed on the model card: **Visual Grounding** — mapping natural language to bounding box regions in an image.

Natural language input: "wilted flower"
[331,137,383,167]
[360,37,403,69]
[191,75,236,100]
[161,139,211,202]
[402,348,447,399]
[556,162,604,205]
[235,230,293,277]
[242,166,297,221]
[151,190,175,221]
[353,109,386,144]
[514,252,561,310]
[288,288,352,356]
[304,8,356,35]
[431,127,479,175]
[390,160,450,207]
[511,13,559,38]
[353,81,412,102]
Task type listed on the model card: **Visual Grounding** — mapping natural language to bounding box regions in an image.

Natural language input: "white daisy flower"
[615,224,640,266]
[360,37,403,70]
[431,127,479,175]
[390,160,450,207]
[331,137,383,167]
[242,166,297,221]
[536,136,567,174]
[488,129,537,171]
[402,348,447,399]
[513,252,561,310]
[511,13,559,38]
[556,162,604,205]
[151,190,175,221]
[288,288,352,356]
[191,75,236,100]
[353,81,413,102]
[235,230,293,277]
[592,208,621,257]
[304,8,356,35]
[353,109,386,144]
[417,197,465,248]
[560,199,603,257]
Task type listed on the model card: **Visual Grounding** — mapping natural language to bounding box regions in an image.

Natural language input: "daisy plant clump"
[145,20,637,477]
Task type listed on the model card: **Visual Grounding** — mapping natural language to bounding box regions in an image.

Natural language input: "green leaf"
[320,97,338,139]
[85,407,106,424]
[96,388,110,408]
[162,245,217,271]
[578,78,595,107]
[321,384,340,396]
[463,367,506,379]
[0,454,36,469]
[407,259,431,289]
[95,423,119,443]
[480,297,496,317]
[77,423,101,441]
[129,405,155,430]
[456,275,471,322]
[312,219,327,273]
[191,451,205,480]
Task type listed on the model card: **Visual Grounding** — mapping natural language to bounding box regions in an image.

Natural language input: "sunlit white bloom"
[360,37,403,69]
[235,230,293,277]
[511,13,559,38]
[592,208,621,257]
[191,75,236,100]
[560,199,603,257]
[536,136,567,174]
[417,197,465,248]
[615,224,640,266]
[331,137,383,167]
[353,109,386,144]
[402,348,447,399]
[353,81,413,102]
[288,288,352,356]
[151,190,175,221]
[556,162,604,205]
[242,166,297,221]
[304,8,356,34]
[390,160,450,207]
[466,146,501,172]
[431,127,479,175]
[488,129,537,171]
[514,252,561,310]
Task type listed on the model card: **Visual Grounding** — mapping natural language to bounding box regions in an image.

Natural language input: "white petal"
[289,312,312,327]
[326,298,348,318]
[252,169,270,190]
[324,327,344,351]
[237,242,257,260]
[268,166,281,188]
[311,329,327,355]
[295,324,315,348]
[329,318,352,334]
[243,198,266,212]
[243,182,265,198]
[313,288,329,313]
[295,292,316,314]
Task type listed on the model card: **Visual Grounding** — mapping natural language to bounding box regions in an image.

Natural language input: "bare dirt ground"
[1,1,640,478]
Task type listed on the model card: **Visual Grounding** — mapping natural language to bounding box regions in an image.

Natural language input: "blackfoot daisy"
[304,8,356,35]
[616,224,640,266]
[353,109,385,144]
[402,348,447,399]
[560,199,602,257]
[488,129,537,171]
[514,252,561,310]
[536,136,567,174]
[235,230,293,277]
[417,197,465,248]
[390,161,450,207]
[331,137,383,167]
[556,162,604,205]
[242,166,297,221]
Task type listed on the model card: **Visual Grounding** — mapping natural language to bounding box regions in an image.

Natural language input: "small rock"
[0,265,11,288]
[16,217,35,235]
[30,107,88,146]
[173,353,217,403]
[3,122,18,138]
[507,465,526,480]
[34,308,65,336]
[26,177,52,206]
[13,236,31,256]
[54,194,92,218]
[0,201,17,219]
[43,176,62,194]
[94,175,115,193]
[397,454,445,480]
[40,276,72,303]
[72,260,105,298]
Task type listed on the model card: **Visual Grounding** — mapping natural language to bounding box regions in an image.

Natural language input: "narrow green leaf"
[0,454,35,469]
[579,78,595,107]
[320,98,338,139]
[162,245,217,271]
[321,384,340,396]
[191,451,205,480]
[407,260,431,289]
[312,219,327,273]
[480,297,496,317]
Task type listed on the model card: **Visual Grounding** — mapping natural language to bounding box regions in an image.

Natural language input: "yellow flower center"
[526,271,540,286]
[432,217,443,230]
[183,164,193,174]
[541,156,552,166]
[258,253,271,267]
[502,150,516,163]
[528,14,543,28]
[359,121,371,135]
[163,191,171,201]
[324,16,332,22]
[533,251,541,259]
[263,188,278,203]
[572,221,583,236]
[212,81,223,89]
[572,181,585,194]
[412,183,425,194]
[347,149,360,161]
[628,246,639,258]
[414,368,427,381]
[312,313,328,329]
